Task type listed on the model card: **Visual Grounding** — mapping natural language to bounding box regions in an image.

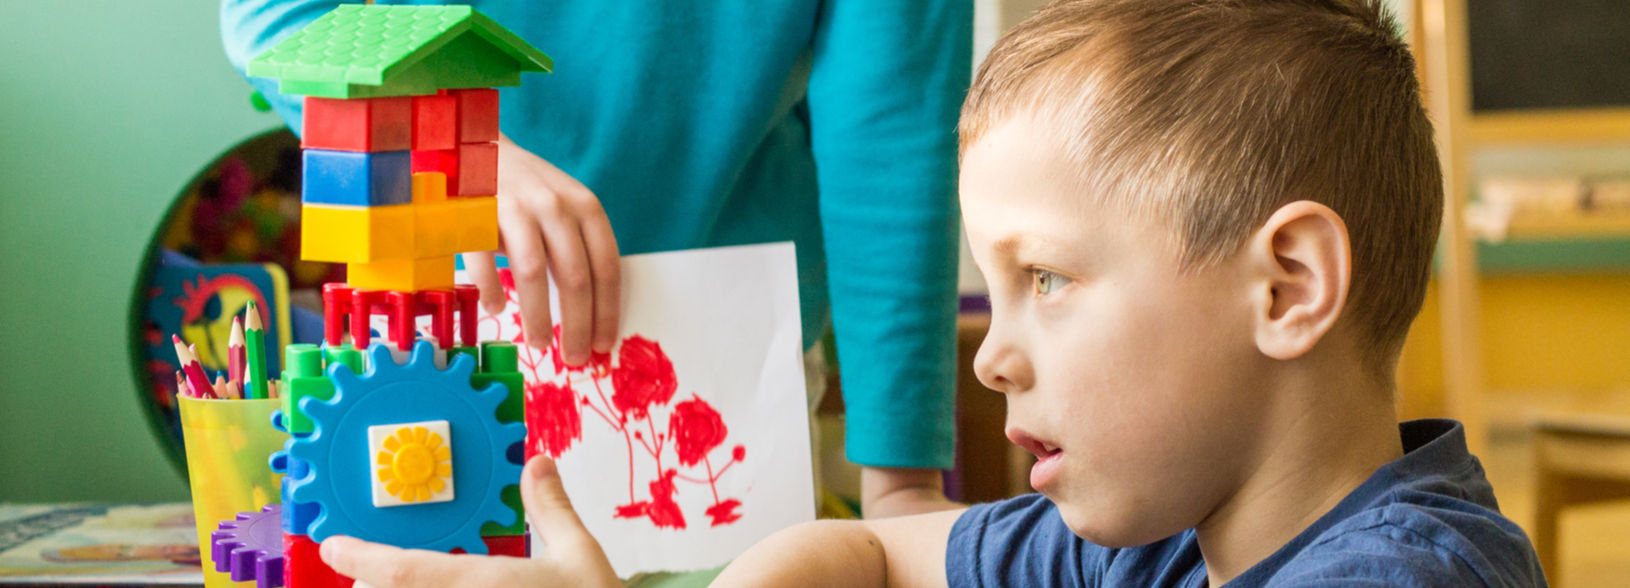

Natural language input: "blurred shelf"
[1502,211,1630,241]
[1470,108,1630,146]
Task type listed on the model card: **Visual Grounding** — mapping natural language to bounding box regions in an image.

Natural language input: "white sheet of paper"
[452,243,815,576]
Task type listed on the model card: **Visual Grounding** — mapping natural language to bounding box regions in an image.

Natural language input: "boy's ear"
[1246,200,1351,360]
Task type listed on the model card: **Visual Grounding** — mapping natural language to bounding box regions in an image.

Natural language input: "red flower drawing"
[705,499,742,527]
[497,267,750,532]
[610,336,677,419]
[526,380,582,459]
[670,395,727,468]
[644,469,686,529]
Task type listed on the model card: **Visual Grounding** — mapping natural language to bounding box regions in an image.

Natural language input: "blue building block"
[271,436,321,536]
[302,149,412,206]
[282,470,321,536]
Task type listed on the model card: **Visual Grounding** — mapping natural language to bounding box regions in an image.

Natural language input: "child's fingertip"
[533,456,557,479]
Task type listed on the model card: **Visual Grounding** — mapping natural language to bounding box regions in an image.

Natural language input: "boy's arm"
[806,0,974,517]
[713,508,965,587]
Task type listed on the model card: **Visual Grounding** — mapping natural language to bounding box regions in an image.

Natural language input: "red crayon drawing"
[495,269,748,530]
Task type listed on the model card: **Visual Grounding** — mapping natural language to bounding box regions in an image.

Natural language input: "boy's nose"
[973,322,1032,394]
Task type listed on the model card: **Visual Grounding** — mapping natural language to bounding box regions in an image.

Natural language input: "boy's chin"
[1055,499,1187,549]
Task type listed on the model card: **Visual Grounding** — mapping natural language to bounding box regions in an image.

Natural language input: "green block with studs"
[280,344,337,435]
[473,342,523,424]
[322,344,363,375]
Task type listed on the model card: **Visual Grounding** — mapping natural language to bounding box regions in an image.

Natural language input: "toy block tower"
[233,5,549,587]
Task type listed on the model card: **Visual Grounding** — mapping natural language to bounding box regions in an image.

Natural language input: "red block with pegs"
[303,96,413,152]
[322,283,481,351]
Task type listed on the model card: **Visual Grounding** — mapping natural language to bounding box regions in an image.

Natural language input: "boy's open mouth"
[1009,428,1065,491]
[1007,429,1062,459]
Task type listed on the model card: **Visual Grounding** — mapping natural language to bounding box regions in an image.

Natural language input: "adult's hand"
[320,457,621,588]
[464,135,620,365]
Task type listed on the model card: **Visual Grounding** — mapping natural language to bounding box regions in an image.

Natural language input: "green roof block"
[247,4,552,99]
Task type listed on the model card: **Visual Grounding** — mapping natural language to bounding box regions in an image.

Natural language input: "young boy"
[319,0,1546,585]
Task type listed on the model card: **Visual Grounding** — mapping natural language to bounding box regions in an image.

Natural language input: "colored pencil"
[245,301,269,400]
[176,371,191,398]
[228,317,246,398]
[173,335,213,400]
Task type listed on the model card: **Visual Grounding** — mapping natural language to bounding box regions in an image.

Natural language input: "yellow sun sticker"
[367,420,455,507]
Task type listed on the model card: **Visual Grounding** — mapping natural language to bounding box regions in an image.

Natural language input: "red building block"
[412,93,457,151]
[285,534,354,588]
[413,142,496,196]
[449,88,499,143]
[457,142,498,196]
[449,535,527,557]
[412,148,461,194]
[485,535,528,558]
[322,283,481,349]
[303,97,412,152]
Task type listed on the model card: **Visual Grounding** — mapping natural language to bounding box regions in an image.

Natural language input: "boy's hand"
[320,457,620,588]
[465,135,621,365]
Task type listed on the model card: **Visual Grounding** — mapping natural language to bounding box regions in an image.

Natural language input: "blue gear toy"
[286,341,523,554]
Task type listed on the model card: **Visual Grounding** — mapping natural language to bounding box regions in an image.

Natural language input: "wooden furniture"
[1417,0,1630,457]
[1531,416,1630,585]
[954,313,1034,503]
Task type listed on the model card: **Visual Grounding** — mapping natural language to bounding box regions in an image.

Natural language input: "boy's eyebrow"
[990,233,1072,261]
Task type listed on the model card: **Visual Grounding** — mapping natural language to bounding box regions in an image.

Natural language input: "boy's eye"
[1031,269,1070,295]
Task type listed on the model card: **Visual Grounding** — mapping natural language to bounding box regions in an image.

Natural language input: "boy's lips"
[1007,428,1065,491]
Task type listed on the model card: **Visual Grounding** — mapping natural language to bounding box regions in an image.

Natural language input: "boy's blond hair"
[961,0,1442,369]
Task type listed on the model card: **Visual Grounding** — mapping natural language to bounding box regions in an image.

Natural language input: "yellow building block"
[413,172,447,204]
[347,256,455,292]
[414,196,498,257]
[301,203,413,263]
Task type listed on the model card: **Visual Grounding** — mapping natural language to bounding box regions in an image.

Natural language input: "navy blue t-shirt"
[947,419,1546,586]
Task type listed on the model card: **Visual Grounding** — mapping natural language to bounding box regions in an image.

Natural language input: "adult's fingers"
[461,251,506,316]
[536,215,594,366]
[321,536,466,588]
[496,209,553,351]
[578,211,621,354]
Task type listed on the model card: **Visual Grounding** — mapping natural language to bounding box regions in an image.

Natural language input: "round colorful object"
[286,341,522,554]
[212,505,285,588]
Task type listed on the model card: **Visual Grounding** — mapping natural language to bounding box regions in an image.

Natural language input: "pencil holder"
[179,396,287,587]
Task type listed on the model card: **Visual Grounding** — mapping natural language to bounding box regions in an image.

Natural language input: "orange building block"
[414,196,498,257]
[346,255,455,292]
[301,203,413,263]
[413,171,448,203]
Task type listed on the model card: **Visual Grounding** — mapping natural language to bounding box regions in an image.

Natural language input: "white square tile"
[367,420,455,507]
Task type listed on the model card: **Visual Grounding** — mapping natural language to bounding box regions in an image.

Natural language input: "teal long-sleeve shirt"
[222,0,968,469]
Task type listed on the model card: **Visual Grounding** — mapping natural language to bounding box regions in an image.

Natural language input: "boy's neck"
[1194,346,1404,586]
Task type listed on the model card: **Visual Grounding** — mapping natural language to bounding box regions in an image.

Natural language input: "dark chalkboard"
[1467,0,1630,112]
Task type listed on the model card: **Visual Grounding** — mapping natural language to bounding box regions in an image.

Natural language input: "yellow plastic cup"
[178,396,288,587]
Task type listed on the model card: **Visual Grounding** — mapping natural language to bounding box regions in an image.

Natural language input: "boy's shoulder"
[946,420,1547,587]
[1265,495,1540,587]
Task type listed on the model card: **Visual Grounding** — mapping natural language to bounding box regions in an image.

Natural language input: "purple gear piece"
[212,505,285,588]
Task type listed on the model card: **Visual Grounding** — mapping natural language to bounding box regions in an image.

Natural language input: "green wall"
[0,2,281,501]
